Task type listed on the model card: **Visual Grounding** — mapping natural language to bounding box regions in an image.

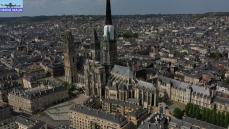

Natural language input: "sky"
[0,0,229,17]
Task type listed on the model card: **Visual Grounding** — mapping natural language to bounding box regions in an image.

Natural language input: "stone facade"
[0,102,12,121]
[69,104,131,129]
[0,116,47,129]
[84,60,106,97]
[105,65,157,109]
[158,76,213,109]
[102,99,149,127]
[213,96,229,112]
[8,84,68,114]
[63,0,118,98]
[0,81,21,103]
[22,64,47,89]
[63,31,77,84]
[102,98,141,116]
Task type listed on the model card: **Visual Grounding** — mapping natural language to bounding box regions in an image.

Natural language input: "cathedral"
[63,0,157,109]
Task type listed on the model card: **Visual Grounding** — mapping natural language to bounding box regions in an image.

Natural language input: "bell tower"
[64,30,77,84]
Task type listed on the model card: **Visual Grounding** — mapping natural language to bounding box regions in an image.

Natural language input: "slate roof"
[0,115,46,129]
[71,104,127,124]
[0,81,21,90]
[158,76,211,96]
[16,115,46,129]
[182,117,226,129]
[138,122,159,129]
[214,96,229,105]
[103,98,140,109]
[55,125,76,129]
[137,80,156,91]
[112,65,134,78]
[169,117,192,129]
[138,113,168,129]
[9,85,67,100]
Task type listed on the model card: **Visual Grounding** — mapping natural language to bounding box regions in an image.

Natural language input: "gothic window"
[128,91,131,98]
[152,94,154,104]
[143,91,147,101]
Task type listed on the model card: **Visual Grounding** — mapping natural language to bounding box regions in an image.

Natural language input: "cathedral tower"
[64,30,77,84]
[101,0,117,68]
[94,29,101,62]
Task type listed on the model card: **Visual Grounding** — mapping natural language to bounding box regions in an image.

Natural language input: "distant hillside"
[0,16,60,24]
[0,12,228,24]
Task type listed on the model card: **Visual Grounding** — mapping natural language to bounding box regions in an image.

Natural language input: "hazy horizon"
[0,0,229,17]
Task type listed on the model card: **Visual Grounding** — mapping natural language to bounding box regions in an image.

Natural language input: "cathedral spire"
[102,0,116,66]
[105,0,112,25]
[94,29,99,44]
[93,29,100,51]
[93,29,101,62]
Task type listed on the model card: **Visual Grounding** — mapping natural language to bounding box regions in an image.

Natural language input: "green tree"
[209,110,213,124]
[195,105,201,119]
[184,103,229,128]
[122,32,139,39]
[190,104,196,118]
[224,78,229,84]
[202,108,207,121]
[173,108,184,119]
[188,103,194,117]
[206,109,211,123]
[220,112,225,127]
[64,83,76,96]
[210,110,217,125]
[225,113,229,128]
[216,111,221,126]
[209,52,223,60]
[185,103,192,116]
